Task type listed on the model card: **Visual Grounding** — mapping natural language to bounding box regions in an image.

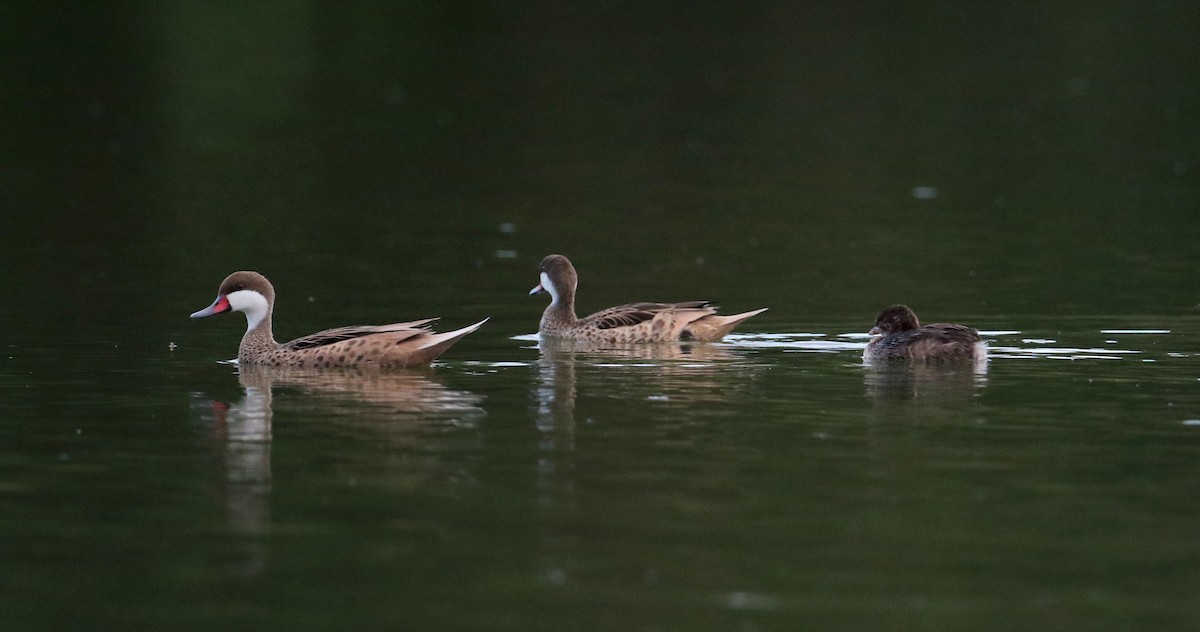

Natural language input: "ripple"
[511,329,1187,364]
[987,345,1139,361]
[725,333,865,353]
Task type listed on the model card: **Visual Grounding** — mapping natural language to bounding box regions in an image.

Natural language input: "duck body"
[864,304,984,363]
[529,254,766,344]
[191,271,486,368]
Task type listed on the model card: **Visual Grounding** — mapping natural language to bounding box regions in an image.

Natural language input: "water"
[2,2,1199,630]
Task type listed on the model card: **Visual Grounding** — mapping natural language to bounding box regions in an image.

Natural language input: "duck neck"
[542,288,578,329]
[239,312,278,360]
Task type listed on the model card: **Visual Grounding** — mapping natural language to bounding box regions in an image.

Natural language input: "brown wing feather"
[875,324,981,360]
[918,324,981,344]
[281,319,437,351]
[584,301,714,331]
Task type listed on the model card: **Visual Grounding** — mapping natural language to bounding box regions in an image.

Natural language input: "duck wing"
[876,323,981,360]
[281,319,438,350]
[586,301,713,330]
[920,323,981,343]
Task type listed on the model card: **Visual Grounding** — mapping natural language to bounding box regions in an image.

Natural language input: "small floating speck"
[1100,329,1169,334]
[1022,338,1055,344]
[911,186,939,199]
[499,222,516,234]
[495,249,518,259]
[168,342,178,351]
[1183,420,1200,426]
[542,567,567,586]
[1105,340,1118,344]
[720,591,780,611]
[646,394,669,401]
[1168,353,1189,358]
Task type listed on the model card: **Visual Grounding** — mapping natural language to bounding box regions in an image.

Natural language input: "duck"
[864,304,984,362]
[190,271,487,368]
[528,254,767,343]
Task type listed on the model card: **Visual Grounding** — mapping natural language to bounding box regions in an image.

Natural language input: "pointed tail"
[411,317,489,362]
[687,308,767,341]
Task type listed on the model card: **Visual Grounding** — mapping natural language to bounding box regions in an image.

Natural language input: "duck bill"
[528,283,545,296]
[868,326,881,336]
[191,294,231,318]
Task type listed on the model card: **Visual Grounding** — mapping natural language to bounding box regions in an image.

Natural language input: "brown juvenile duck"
[191,271,487,368]
[864,304,984,362]
[528,254,767,343]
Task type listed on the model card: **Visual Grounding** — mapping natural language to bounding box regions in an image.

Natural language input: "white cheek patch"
[226,289,270,332]
[540,271,560,305]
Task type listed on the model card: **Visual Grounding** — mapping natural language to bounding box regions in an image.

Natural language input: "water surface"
[2,2,1199,630]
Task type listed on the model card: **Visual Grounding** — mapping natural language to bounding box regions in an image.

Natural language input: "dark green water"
[2,2,1199,630]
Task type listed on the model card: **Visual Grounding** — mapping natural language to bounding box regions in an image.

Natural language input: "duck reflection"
[236,363,486,418]
[528,338,761,584]
[191,364,485,575]
[531,339,578,509]
[189,374,272,577]
[531,338,758,502]
[533,337,749,427]
[863,357,988,410]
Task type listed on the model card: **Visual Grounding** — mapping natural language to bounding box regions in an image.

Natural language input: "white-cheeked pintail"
[529,254,766,343]
[191,271,487,368]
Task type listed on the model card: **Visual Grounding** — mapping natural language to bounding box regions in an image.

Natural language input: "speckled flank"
[193,271,486,368]
[532,254,766,344]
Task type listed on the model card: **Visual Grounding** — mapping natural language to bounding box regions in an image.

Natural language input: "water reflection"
[236,364,486,419]
[863,361,988,403]
[528,337,765,589]
[530,337,761,500]
[530,340,577,514]
[236,364,487,492]
[189,375,272,577]
[532,336,753,426]
[189,364,485,575]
